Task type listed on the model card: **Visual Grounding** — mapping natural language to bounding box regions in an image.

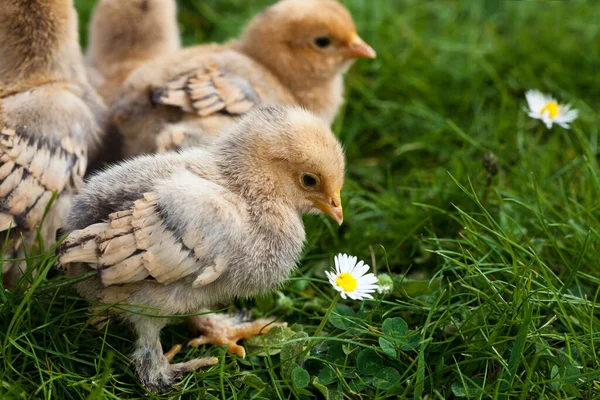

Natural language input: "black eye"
[301,173,319,188]
[314,36,331,48]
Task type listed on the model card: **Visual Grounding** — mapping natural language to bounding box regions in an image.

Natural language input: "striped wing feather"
[0,126,86,231]
[152,64,259,117]
[60,192,211,287]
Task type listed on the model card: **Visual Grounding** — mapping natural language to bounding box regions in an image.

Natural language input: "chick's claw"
[171,356,219,373]
[187,314,287,358]
[155,127,189,152]
[162,344,218,369]
[163,344,182,362]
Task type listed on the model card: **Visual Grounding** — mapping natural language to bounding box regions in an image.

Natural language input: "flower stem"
[312,294,340,342]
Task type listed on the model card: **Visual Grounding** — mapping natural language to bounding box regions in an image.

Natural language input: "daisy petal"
[351,260,364,275]
[526,90,548,111]
[354,263,370,278]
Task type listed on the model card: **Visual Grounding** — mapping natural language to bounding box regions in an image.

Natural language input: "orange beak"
[312,189,344,226]
[345,34,376,59]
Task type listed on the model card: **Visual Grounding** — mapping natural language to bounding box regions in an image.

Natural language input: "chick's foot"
[132,319,218,394]
[134,343,217,393]
[187,313,286,358]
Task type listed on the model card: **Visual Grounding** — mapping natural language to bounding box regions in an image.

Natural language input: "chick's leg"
[187,313,286,358]
[131,317,218,393]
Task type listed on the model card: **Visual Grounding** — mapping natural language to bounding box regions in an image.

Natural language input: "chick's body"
[67,150,304,309]
[60,106,345,392]
[0,0,105,286]
[113,0,375,157]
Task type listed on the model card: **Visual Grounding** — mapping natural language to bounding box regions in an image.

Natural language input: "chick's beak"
[313,189,344,226]
[345,34,376,59]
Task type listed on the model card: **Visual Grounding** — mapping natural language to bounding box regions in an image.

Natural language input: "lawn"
[2,0,600,398]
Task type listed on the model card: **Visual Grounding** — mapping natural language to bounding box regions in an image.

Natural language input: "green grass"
[2,0,600,398]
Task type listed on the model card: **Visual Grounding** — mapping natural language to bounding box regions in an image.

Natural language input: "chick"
[59,106,345,392]
[113,0,375,157]
[86,0,180,106]
[0,0,105,287]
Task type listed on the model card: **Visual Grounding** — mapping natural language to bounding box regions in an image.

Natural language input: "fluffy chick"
[86,0,180,105]
[59,106,345,392]
[0,0,105,287]
[113,0,375,157]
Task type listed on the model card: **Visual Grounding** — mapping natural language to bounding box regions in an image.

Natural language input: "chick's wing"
[60,170,246,288]
[0,118,87,232]
[151,64,260,117]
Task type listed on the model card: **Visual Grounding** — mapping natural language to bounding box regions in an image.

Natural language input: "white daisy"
[325,254,379,300]
[525,90,578,129]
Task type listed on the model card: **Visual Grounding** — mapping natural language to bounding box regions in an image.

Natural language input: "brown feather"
[0,126,86,230]
[59,191,208,287]
[152,65,259,118]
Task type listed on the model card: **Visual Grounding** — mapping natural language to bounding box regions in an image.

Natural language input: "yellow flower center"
[540,101,559,118]
[336,273,357,292]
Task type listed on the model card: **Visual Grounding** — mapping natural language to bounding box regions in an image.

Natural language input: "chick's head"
[218,106,345,224]
[240,0,375,85]
[275,107,346,224]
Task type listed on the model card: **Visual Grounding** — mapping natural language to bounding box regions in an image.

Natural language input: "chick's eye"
[301,173,320,188]
[314,36,331,48]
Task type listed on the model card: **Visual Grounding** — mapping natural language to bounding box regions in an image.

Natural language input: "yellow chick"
[0,0,105,287]
[59,106,345,392]
[111,0,375,156]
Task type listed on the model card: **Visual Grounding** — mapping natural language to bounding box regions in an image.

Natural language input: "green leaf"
[282,361,300,381]
[382,317,408,338]
[393,276,442,298]
[291,367,310,389]
[451,381,483,398]
[564,364,581,385]
[328,304,355,330]
[356,349,383,375]
[244,325,296,356]
[561,383,582,398]
[550,365,561,391]
[373,367,400,390]
[378,337,397,358]
[500,303,532,395]
[234,373,266,390]
[313,379,342,400]
[280,331,308,365]
[326,343,345,363]
[401,332,421,352]
[312,377,329,399]
[414,348,425,400]
[318,365,338,385]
